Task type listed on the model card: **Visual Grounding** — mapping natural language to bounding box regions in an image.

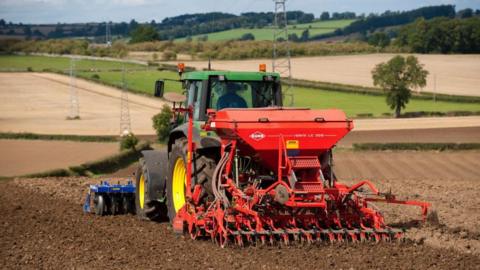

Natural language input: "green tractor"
[135,68,283,222]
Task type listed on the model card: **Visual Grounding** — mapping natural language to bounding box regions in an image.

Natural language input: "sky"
[1,0,479,24]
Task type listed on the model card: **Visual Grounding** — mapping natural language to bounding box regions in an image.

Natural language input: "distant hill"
[175,19,355,41]
[0,5,478,43]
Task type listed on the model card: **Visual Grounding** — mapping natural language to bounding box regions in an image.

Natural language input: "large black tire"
[166,138,216,223]
[135,158,168,221]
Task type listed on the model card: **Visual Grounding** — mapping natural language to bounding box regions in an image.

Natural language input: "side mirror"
[154,80,165,98]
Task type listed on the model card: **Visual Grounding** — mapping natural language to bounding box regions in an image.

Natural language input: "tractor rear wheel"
[135,158,167,221]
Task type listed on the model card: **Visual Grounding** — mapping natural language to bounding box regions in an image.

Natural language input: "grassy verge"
[22,142,151,178]
[353,143,480,151]
[0,132,118,142]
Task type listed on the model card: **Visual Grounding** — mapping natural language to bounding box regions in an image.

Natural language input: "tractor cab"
[181,71,283,121]
[155,69,283,122]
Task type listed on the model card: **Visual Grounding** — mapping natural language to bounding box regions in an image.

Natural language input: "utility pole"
[120,65,131,136]
[68,57,80,120]
[272,0,293,106]
[106,21,112,47]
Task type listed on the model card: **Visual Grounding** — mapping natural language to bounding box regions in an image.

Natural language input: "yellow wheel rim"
[172,158,186,212]
[139,174,145,209]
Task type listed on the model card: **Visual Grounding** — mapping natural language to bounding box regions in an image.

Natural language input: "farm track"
[1,151,479,269]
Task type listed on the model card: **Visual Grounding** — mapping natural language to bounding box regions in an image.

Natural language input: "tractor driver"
[216,82,247,110]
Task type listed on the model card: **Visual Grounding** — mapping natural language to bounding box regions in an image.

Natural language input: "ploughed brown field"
[0,139,119,177]
[1,150,479,269]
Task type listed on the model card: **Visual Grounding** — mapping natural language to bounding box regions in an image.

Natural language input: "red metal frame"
[174,107,430,246]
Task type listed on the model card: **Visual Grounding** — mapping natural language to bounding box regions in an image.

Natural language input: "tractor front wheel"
[135,158,167,221]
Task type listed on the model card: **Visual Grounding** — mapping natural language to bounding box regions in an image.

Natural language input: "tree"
[372,55,428,118]
[120,133,139,151]
[288,33,299,42]
[152,105,173,142]
[320,12,330,21]
[300,29,309,41]
[457,8,473,18]
[129,25,160,43]
[368,32,390,48]
[239,33,254,41]
[129,19,139,31]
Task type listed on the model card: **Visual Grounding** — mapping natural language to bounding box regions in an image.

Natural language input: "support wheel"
[123,195,135,214]
[94,194,107,216]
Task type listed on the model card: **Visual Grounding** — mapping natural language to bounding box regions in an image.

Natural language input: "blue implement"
[83,180,136,215]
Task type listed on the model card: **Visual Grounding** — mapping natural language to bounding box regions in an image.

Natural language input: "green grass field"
[292,87,480,116]
[1,55,479,117]
[0,55,141,72]
[177,19,355,41]
[78,70,184,94]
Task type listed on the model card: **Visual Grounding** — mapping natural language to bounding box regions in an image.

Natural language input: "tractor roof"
[182,71,280,81]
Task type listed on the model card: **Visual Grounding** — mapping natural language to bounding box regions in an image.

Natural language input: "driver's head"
[226,82,241,94]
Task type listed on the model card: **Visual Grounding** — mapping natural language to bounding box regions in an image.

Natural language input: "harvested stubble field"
[0,72,165,135]
[1,150,479,269]
[182,54,480,97]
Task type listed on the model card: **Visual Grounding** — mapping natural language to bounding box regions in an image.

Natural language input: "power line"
[106,21,112,47]
[120,65,132,136]
[68,56,80,120]
[272,0,293,106]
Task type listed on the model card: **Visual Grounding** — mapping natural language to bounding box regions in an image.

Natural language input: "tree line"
[395,17,480,53]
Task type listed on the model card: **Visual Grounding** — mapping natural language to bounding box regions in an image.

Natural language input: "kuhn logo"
[250,131,265,141]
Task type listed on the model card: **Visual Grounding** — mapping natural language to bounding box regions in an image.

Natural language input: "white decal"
[250,131,266,141]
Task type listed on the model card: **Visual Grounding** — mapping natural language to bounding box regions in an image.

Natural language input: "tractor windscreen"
[209,79,278,110]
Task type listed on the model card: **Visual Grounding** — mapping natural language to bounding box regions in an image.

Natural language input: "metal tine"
[260,235,267,246]
[306,233,313,245]
[360,232,366,242]
[349,233,358,243]
[246,234,252,245]
[328,232,335,243]
[316,232,322,245]
[374,233,381,243]
[236,235,244,247]
[337,233,344,242]
[282,234,289,246]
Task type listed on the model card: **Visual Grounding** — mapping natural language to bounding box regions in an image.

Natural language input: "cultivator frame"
[172,107,430,247]
[83,181,136,216]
